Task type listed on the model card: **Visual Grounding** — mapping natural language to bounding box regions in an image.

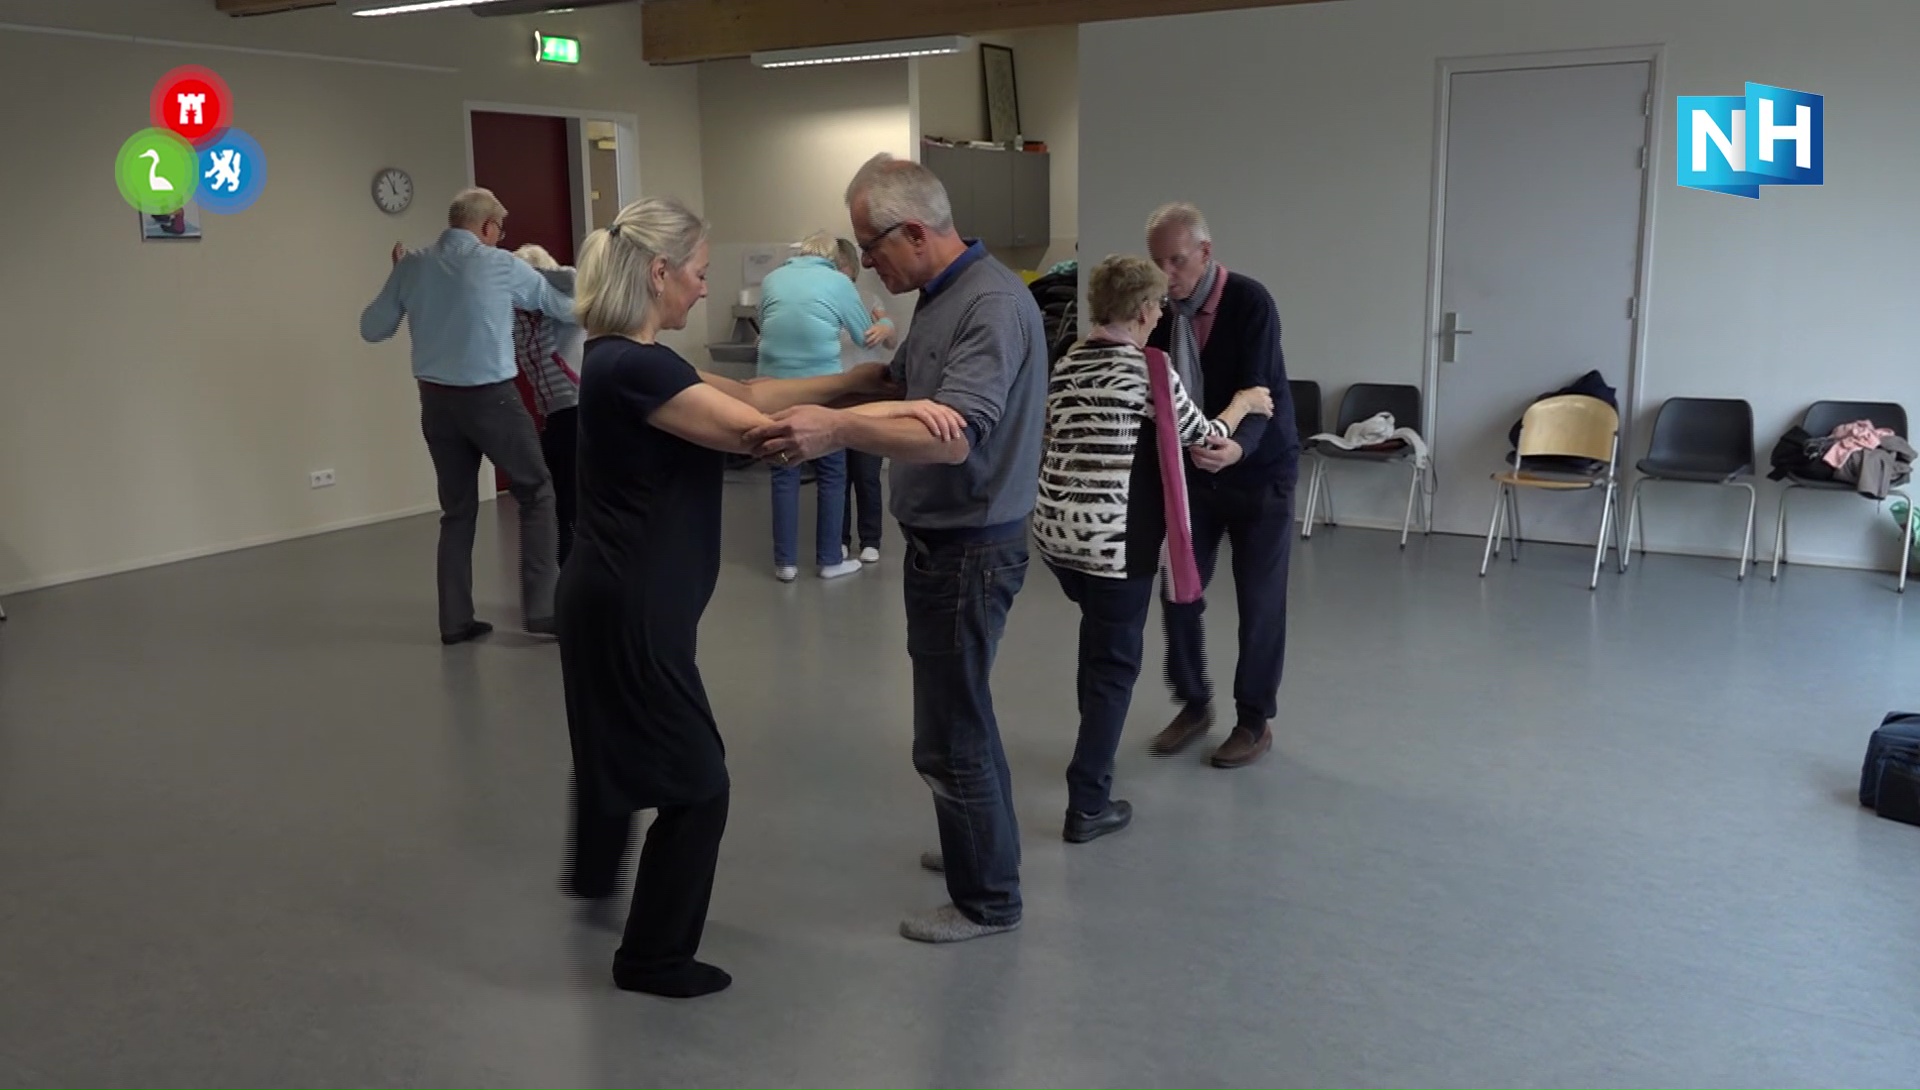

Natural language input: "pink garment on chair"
[1823,420,1894,470]
[1145,346,1203,604]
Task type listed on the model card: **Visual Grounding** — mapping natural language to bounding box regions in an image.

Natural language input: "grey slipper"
[899,903,1019,944]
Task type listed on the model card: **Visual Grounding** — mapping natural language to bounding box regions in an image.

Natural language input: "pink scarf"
[1145,345,1203,604]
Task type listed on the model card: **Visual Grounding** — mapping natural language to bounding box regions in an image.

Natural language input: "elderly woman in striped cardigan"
[1030,254,1272,843]
[511,243,587,565]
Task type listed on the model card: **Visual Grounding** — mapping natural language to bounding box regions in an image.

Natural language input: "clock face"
[372,168,412,214]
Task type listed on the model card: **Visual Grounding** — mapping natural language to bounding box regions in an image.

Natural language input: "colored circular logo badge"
[150,65,233,147]
[115,128,198,214]
[195,128,266,214]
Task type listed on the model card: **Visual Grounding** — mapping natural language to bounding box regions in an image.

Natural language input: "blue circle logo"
[195,127,266,214]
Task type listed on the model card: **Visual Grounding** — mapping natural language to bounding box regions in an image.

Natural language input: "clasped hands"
[1189,385,1274,473]
[744,362,966,465]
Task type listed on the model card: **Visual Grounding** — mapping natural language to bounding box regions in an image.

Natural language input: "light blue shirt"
[360,228,575,387]
[756,255,879,380]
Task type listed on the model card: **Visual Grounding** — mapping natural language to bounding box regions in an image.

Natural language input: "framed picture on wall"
[982,44,1020,145]
[140,202,203,241]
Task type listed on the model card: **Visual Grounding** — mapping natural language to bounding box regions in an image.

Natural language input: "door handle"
[1440,310,1473,363]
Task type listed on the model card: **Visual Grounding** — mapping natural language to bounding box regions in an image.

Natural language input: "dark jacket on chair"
[1148,270,1301,490]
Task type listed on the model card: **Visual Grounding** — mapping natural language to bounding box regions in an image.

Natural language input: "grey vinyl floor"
[3,477,1920,1088]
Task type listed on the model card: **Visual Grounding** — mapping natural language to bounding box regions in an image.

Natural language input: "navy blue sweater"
[1149,270,1301,489]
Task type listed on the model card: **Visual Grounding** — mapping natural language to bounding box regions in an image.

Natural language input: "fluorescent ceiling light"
[349,0,515,15]
[752,35,972,69]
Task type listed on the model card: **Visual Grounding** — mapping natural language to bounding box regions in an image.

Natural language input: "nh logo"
[1677,83,1823,198]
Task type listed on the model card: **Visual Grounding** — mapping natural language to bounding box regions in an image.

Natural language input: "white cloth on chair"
[1308,412,1431,469]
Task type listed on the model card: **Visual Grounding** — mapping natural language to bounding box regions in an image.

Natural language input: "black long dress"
[559,336,727,814]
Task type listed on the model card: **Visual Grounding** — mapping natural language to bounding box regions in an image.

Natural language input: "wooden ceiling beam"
[641,0,1343,65]
[214,0,337,15]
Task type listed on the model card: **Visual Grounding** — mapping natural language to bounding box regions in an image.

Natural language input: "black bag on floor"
[1859,712,1920,826]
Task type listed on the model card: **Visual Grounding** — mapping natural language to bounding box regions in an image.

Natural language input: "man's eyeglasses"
[859,222,906,254]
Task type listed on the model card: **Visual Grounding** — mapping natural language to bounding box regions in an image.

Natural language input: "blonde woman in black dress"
[558,196,961,998]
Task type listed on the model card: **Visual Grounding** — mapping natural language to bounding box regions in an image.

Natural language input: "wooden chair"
[1480,394,1622,590]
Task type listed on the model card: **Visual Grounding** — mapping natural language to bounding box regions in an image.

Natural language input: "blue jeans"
[769,452,848,568]
[903,528,1029,927]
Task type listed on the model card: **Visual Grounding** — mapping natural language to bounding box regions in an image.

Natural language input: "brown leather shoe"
[1151,705,1214,756]
[1210,721,1273,768]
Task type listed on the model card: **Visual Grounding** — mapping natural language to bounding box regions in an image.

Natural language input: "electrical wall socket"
[309,469,337,489]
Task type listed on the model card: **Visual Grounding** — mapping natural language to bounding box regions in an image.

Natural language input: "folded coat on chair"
[1841,434,1916,499]
[1308,412,1431,468]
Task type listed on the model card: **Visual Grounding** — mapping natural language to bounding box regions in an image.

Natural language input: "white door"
[1430,61,1652,543]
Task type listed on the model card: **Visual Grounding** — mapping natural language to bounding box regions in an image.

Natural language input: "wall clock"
[371,167,412,215]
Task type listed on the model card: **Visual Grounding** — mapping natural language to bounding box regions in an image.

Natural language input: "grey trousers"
[419,380,558,635]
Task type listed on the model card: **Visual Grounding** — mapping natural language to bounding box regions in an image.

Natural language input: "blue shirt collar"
[439,227,482,252]
[921,240,988,299]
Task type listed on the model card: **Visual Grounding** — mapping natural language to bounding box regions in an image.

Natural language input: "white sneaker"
[818,559,863,580]
[774,566,798,583]
[859,547,881,564]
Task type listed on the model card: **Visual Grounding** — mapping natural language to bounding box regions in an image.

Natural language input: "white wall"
[1082,0,1920,571]
[695,57,914,365]
[917,27,1080,253]
[0,0,702,594]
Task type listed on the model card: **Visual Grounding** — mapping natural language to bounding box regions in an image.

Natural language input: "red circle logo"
[150,65,232,148]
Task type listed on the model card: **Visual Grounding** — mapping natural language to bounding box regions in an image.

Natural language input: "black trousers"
[566,781,730,982]
[1163,476,1295,723]
[541,406,579,567]
[842,450,885,551]
[418,381,557,635]
[1048,562,1155,814]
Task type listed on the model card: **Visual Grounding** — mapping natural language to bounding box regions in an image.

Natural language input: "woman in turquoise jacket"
[756,232,893,581]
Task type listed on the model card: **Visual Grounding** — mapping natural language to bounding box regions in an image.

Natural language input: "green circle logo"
[115,128,198,214]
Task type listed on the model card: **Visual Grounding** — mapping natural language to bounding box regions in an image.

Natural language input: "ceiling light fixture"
[751,35,973,69]
[348,0,515,16]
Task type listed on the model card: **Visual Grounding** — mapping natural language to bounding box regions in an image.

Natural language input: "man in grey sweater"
[748,153,1047,944]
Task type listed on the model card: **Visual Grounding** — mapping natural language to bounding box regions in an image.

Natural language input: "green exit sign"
[535,32,579,65]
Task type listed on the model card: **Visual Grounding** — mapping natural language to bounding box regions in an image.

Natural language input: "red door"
[470,110,576,263]
[470,110,576,489]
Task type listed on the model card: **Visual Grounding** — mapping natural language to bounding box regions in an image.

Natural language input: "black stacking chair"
[1301,383,1431,547]
[1771,400,1911,591]
[1621,398,1756,580]
[1290,379,1323,445]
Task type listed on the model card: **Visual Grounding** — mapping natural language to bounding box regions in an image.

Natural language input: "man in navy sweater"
[1144,203,1301,768]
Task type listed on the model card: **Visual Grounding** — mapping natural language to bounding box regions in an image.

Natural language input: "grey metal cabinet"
[1010,151,1051,248]
[968,154,1015,249]
[920,143,970,234]
[920,145,1050,250]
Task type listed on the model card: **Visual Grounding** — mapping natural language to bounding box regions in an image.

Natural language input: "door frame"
[463,101,640,496]
[1418,45,1668,478]
[463,100,642,252]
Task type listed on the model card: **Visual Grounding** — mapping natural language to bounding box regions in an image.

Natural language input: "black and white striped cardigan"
[1032,340,1226,579]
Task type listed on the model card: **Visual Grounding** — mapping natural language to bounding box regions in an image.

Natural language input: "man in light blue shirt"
[360,187,574,644]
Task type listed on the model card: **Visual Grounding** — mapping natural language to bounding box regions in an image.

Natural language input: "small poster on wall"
[983,44,1021,145]
[140,202,203,241]
[742,245,785,288]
